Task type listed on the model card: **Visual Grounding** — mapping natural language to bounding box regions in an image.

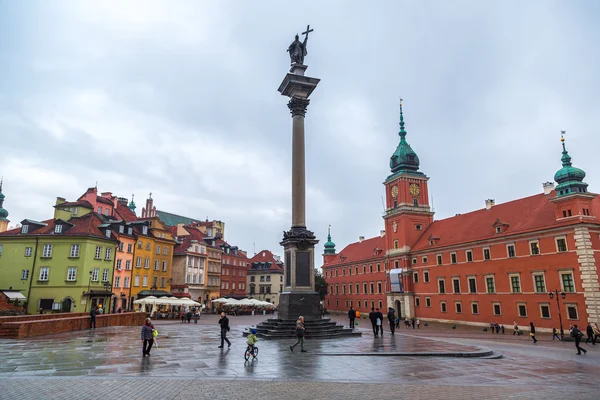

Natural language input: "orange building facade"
[322,104,600,332]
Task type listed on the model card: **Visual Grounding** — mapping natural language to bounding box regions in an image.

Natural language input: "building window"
[566,304,578,320]
[415,297,420,307]
[518,303,527,318]
[142,275,148,287]
[486,276,495,293]
[355,267,359,274]
[138,241,143,249]
[348,284,352,294]
[438,279,446,294]
[540,304,551,319]
[21,270,29,280]
[530,241,540,255]
[556,238,567,252]
[394,240,398,249]
[102,269,109,282]
[493,303,501,316]
[413,198,418,206]
[342,285,346,294]
[39,267,49,281]
[378,300,383,309]
[466,250,473,262]
[471,302,479,314]
[162,261,167,271]
[412,258,417,265]
[510,275,521,293]
[533,274,546,293]
[363,283,367,294]
[377,282,382,293]
[154,260,159,271]
[42,244,53,258]
[97,206,102,214]
[369,264,373,273]
[468,277,477,293]
[105,229,111,238]
[363,265,366,273]
[125,260,131,270]
[124,276,130,288]
[507,244,516,258]
[146,243,151,251]
[422,256,428,264]
[142,226,148,235]
[144,258,150,269]
[416,224,422,231]
[370,283,374,294]
[25,247,32,257]
[495,226,502,234]
[483,248,491,260]
[114,276,121,288]
[424,271,430,283]
[116,259,122,270]
[95,246,102,259]
[450,253,457,264]
[561,272,575,292]
[356,283,359,293]
[413,272,419,283]
[440,301,447,313]
[163,247,168,255]
[452,278,460,293]
[104,248,111,260]
[437,254,442,265]
[425,297,431,307]
[136,257,141,268]
[54,225,62,234]
[393,261,398,269]
[118,242,124,252]
[68,244,79,258]
[455,302,462,313]
[133,276,139,287]
[127,244,133,253]
[92,268,99,281]
[155,245,160,255]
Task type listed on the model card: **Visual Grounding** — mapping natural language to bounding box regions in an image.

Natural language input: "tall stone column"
[277,63,321,320]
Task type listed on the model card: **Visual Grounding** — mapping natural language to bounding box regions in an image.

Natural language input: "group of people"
[348,307,419,337]
[489,322,505,334]
[520,321,599,355]
[180,308,201,324]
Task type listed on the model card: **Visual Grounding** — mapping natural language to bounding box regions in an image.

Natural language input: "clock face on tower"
[391,185,398,198]
[409,183,420,196]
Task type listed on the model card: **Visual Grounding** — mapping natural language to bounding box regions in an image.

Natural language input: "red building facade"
[322,104,600,331]
[219,242,249,299]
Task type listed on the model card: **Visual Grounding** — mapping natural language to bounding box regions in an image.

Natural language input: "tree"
[314,269,328,300]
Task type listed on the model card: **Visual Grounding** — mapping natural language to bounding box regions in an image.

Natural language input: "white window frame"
[452,277,461,294]
[466,250,473,262]
[92,268,99,282]
[39,267,49,281]
[105,229,111,238]
[67,267,77,281]
[529,240,540,255]
[104,248,111,261]
[21,269,29,280]
[144,258,150,269]
[507,243,516,258]
[467,276,477,294]
[69,244,80,258]
[154,260,159,271]
[136,257,141,268]
[532,272,546,293]
[163,247,168,255]
[42,244,53,258]
[114,276,121,288]
[95,246,102,259]
[485,275,495,294]
[21,225,29,234]
[425,297,431,308]
[509,273,521,293]
[162,261,167,271]
[125,260,131,270]
[142,226,148,235]
[492,302,502,316]
[124,276,130,288]
[539,303,551,319]
[156,245,160,255]
[423,270,430,283]
[517,303,528,318]
[455,301,462,314]
[422,256,428,264]
[555,237,568,252]
[450,252,457,264]
[559,271,576,293]
[142,275,148,287]
[471,301,479,315]
[54,225,62,234]
[483,247,491,260]
[440,301,447,313]
[133,275,139,287]
[565,303,579,320]
[437,278,446,294]
[25,247,32,257]
[436,254,443,265]
[116,259,122,270]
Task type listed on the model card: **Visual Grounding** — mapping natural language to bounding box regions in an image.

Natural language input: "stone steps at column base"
[243,318,362,340]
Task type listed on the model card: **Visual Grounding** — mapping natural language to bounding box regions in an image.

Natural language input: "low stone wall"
[0,312,88,325]
[0,312,146,339]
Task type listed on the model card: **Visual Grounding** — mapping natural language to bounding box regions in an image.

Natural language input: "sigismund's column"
[277,26,321,320]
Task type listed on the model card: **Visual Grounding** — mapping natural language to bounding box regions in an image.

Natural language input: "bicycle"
[244,344,259,360]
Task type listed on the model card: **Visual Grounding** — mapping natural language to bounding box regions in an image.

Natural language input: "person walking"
[369,308,378,337]
[218,311,231,348]
[180,311,185,323]
[585,323,596,345]
[411,319,415,329]
[572,324,587,355]
[416,319,420,329]
[387,308,396,335]
[529,322,538,343]
[593,323,600,343]
[375,308,384,336]
[290,316,306,352]
[501,325,505,334]
[348,307,356,329]
[141,318,154,357]
[89,306,97,329]
[513,321,519,335]
[193,310,199,324]
[552,327,561,341]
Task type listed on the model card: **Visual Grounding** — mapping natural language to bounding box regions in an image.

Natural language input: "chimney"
[485,199,495,210]
[380,230,385,237]
[55,197,66,206]
[359,236,365,242]
[543,182,555,195]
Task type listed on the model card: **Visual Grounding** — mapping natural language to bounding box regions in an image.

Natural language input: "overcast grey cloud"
[1,1,599,259]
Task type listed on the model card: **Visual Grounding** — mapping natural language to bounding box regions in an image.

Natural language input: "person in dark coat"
[218,312,231,348]
[387,308,396,335]
[572,324,587,355]
[141,318,154,357]
[411,319,415,329]
[368,308,378,337]
[529,322,538,343]
[585,323,596,345]
[89,306,97,329]
[348,307,356,329]
[375,308,384,336]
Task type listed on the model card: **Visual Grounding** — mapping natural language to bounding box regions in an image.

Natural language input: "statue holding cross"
[287,25,313,65]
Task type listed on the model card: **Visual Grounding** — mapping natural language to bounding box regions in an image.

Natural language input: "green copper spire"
[324,225,336,254]
[554,132,588,196]
[128,193,137,212]
[0,178,9,221]
[389,99,423,177]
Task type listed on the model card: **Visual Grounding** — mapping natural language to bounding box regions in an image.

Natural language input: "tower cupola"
[389,100,423,177]
[128,193,137,212]
[324,225,336,254]
[554,132,588,196]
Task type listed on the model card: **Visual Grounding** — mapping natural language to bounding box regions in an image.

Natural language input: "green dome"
[324,226,336,254]
[554,138,588,196]
[0,208,8,220]
[389,102,423,176]
[0,180,7,220]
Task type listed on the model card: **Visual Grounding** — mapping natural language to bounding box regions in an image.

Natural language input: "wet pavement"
[0,314,598,399]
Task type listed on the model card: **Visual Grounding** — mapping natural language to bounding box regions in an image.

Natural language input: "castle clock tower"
[383,100,434,258]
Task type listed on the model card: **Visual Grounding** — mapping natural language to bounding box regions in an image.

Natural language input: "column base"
[278,292,322,321]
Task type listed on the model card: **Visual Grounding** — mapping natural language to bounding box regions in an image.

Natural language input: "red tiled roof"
[411,191,600,252]
[248,250,283,270]
[0,213,115,241]
[54,200,93,209]
[323,236,386,267]
[96,197,114,206]
[115,203,138,223]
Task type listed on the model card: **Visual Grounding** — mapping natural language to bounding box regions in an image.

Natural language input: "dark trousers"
[220,329,231,347]
[389,321,395,335]
[575,339,587,354]
[142,339,153,355]
[378,324,383,336]
[371,323,377,336]
[349,318,355,328]
[585,335,596,345]
[90,317,96,329]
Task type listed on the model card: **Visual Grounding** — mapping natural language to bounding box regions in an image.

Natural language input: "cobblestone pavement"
[0,314,598,399]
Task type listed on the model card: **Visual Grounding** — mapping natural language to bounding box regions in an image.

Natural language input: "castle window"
[507,244,516,258]
[450,253,457,264]
[556,238,567,252]
[466,250,473,262]
[393,240,398,249]
[423,270,430,283]
[440,301,447,313]
[413,199,418,207]
[483,248,491,260]
[416,224,422,231]
[413,272,419,283]
[529,241,540,255]
[437,254,442,265]
[495,226,502,234]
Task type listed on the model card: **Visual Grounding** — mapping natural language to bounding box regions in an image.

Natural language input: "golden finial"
[560,130,566,142]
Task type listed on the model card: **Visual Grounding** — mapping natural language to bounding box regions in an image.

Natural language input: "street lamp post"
[85,271,93,313]
[548,289,567,340]
[151,284,158,297]
[104,281,112,314]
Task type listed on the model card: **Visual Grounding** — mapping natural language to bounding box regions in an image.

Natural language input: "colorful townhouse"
[170,225,208,302]
[247,250,284,306]
[322,103,600,331]
[0,213,118,314]
[219,241,249,299]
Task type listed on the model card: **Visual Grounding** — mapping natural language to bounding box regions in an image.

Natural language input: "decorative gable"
[428,234,441,246]
[492,218,510,234]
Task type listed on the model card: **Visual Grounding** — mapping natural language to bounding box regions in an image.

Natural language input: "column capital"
[288,97,310,117]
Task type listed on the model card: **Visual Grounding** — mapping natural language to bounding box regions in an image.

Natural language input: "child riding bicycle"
[246,328,259,351]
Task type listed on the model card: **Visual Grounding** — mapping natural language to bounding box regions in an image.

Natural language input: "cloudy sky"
[1,1,599,260]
